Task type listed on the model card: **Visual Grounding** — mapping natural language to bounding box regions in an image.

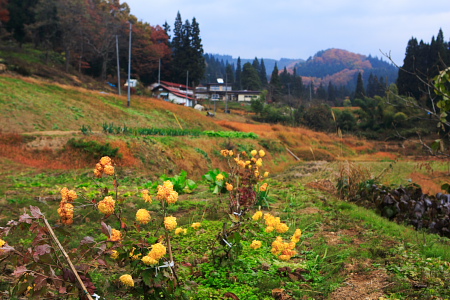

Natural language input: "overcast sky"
[124,0,450,65]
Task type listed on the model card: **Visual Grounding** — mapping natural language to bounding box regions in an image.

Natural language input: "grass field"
[0,74,449,299]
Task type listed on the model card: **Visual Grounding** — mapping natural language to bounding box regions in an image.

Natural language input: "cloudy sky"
[124,0,450,64]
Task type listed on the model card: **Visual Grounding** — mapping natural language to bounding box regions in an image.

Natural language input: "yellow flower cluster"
[216,173,224,181]
[109,229,122,242]
[164,216,177,231]
[94,156,115,178]
[157,181,178,204]
[141,242,167,265]
[98,196,115,215]
[57,187,77,225]
[191,222,201,230]
[250,240,262,249]
[136,209,151,225]
[291,229,302,243]
[220,149,234,157]
[119,274,134,287]
[142,189,152,203]
[259,183,269,192]
[175,227,187,235]
[271,236,298,261]
[110,250,119,259]
[264,213,289,233]
[0,239,6,248]
[252,210,263,221]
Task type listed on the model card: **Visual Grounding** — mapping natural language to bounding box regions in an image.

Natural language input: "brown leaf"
[100,222,112,238]
[13,265,29,277]
[19,213,33,224]
[223,292,240,299]
[81,236,95,245]
[35,244,52,256]
[34,274,47,291]
[30,205,44,219]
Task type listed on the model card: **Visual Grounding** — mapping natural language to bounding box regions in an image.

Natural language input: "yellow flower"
[259,150,266,157]
[67,190,78,201]
[259,183,268,192]
[110,250,119,259]
[110,229,122,242]
[148,243,166,260]
[256,158,263,167]
[220,149,230,157]
[136,209,151,225]
[57,202,74,225]
[291,229,302,243]
[119,274,134,287]
[264,171,269,178]
[104,164,115,176]
[216,173,224,181]
[252,211,263,221]
[229,150,234,156]
[100,156,112,166]
[279,255,291,261]
[226,183,233,191]
[60,187,69,202]
[142,255,158,265]
[191,222,202,230]
[166,190,178,204]
[0,239,6,248]
[142,190,152,203]
[98,196,115,215]
[276,223,289,233]
[265,226,274,233]
[250,240,262,249]
[164,216,177,231]
[175,227,187,235]
[251,150,258,156]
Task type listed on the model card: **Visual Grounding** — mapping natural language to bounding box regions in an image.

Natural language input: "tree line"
[0,0,206,86]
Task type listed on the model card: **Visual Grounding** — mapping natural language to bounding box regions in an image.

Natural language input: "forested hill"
[207,54,304,77]
[293,48,398,90]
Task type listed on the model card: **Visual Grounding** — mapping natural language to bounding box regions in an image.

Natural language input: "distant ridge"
[208,48,397,90]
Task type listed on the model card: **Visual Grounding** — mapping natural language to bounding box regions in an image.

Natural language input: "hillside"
[1,74,450,299]
[294,48,398,90]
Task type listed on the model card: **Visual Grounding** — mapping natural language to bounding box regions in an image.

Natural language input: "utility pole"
[225,72,228,113]
[127,22,132,108]
[116,35,121,96]
[158,59,161,85]
[186,71,189,106]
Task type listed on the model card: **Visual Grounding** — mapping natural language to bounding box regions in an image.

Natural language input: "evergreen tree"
[188,17,205,86]
[5,0,37,45]
[241,62,261,90]
[170,13,205,85]
[226,63,234,87]
[327,81,336,103]
[269,63,281,101]
[235,57,242,90]
[259,58,268,87]
[354,72,365,100]
[316,82,327,100]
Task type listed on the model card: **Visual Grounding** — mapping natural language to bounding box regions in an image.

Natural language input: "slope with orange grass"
[215,120,379,160]
[0,75,223,133]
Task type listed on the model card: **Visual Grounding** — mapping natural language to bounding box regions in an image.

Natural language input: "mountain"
[208,54,304,76]
[293,48,398,90]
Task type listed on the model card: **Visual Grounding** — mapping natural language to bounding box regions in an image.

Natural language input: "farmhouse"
[195,79,261,102]
[150,81,195,107]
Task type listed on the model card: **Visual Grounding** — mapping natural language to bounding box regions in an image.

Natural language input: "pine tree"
[241,62,261,90]
[235,57,242,90]
[354,72,365,100]
[259,58,268,87]
[270,63,281,101]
